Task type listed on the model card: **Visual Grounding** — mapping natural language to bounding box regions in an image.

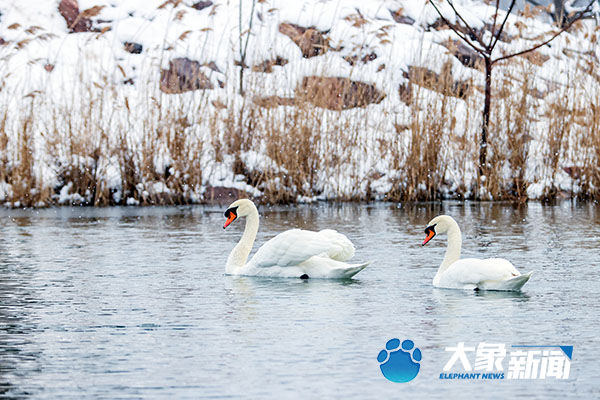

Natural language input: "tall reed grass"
[1,12,600,206]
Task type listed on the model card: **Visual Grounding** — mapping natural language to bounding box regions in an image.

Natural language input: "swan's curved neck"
[439,220,462,273]
[226,206,259,273]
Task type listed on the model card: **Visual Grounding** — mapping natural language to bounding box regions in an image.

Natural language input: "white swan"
[222,199,368,279]
[422,215,532,291]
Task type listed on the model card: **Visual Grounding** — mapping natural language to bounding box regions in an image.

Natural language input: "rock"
[203,186,251,204]
[398,83,412,105]
[403,64,470,99]
[529,88,545,99]
[483,23,513,43]
[563,166,583,180]
[205,61,221,73]
[192,1,213,11]
[429,18,454,32]
[363,52,377,63]
[439,39,482,69]
[160,58,214,94]
[123,42,142,54]
[253,96,296,108]
[344,51,377,66]
[0,37,6,46]
[295,76,385,110]
[44,64,54,72]
[428,18,478,41]
[278,22,330,58]
[252,56,288,73]
[59,0,92,33]
[390,9,415,25]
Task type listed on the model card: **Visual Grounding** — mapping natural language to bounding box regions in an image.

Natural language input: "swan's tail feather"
[336,262,369,279]
[491,271,533,291]
[298,257,369,279]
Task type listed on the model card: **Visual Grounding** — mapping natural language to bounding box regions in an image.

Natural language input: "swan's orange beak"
[422,227,435,246]
[223,213,236,229]
[223,206,239,229]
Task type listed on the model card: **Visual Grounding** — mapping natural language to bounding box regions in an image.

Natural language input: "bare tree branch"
[525,0,598,25]
[426,0,595,180]
[446,0,488,48]
[492,0,595,65]
[487,0,501,48]
[490,0,517,51]
[427,0,487,55]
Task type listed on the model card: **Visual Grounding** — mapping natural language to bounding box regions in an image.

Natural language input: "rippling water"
[0,202,598,399]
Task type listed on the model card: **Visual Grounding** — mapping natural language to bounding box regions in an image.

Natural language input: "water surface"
[0,202,598,398]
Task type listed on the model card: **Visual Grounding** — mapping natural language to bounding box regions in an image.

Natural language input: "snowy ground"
[0,0,599,205]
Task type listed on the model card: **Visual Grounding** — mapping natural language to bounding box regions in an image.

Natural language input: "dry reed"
[1,20,600,206]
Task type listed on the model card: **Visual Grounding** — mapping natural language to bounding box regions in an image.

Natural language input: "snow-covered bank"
[0,0,599,206]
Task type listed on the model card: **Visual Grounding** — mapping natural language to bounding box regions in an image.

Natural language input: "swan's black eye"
[424,224,436,234]
[224,206,238,218]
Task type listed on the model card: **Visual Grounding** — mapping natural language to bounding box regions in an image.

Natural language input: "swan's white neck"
[438,220,462,274]
[226,207,259,274]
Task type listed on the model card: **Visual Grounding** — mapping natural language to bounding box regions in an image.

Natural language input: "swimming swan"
[422,215,532,291]
[222,199,368,279]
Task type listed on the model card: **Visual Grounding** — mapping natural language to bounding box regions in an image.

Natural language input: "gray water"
[0,202,598,399]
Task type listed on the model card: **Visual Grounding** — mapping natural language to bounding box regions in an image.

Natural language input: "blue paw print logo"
[377,338,422,382]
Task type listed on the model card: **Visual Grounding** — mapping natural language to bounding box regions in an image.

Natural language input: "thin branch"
[491,0,596,65]
[562,0,597,24]
[428,0,487,55]
[526,0,595,24]
[238,1,243,60]
[487,0,500,48]
[241,0,256,64]
[446,0,487,48]
[490,0,517,51]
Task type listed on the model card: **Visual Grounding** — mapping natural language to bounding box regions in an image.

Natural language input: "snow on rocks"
[58,0,93,33]
[160,57,214,94]
[278,22,331,58]
[191,1,213,12]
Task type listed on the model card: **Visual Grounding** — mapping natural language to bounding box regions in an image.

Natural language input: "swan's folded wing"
[248,229,355,268]
[446,258,520,285]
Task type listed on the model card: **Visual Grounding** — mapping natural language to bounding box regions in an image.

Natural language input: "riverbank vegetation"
[0,0,599,206]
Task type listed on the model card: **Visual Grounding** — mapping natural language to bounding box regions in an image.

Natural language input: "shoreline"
[0,194,595,210]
